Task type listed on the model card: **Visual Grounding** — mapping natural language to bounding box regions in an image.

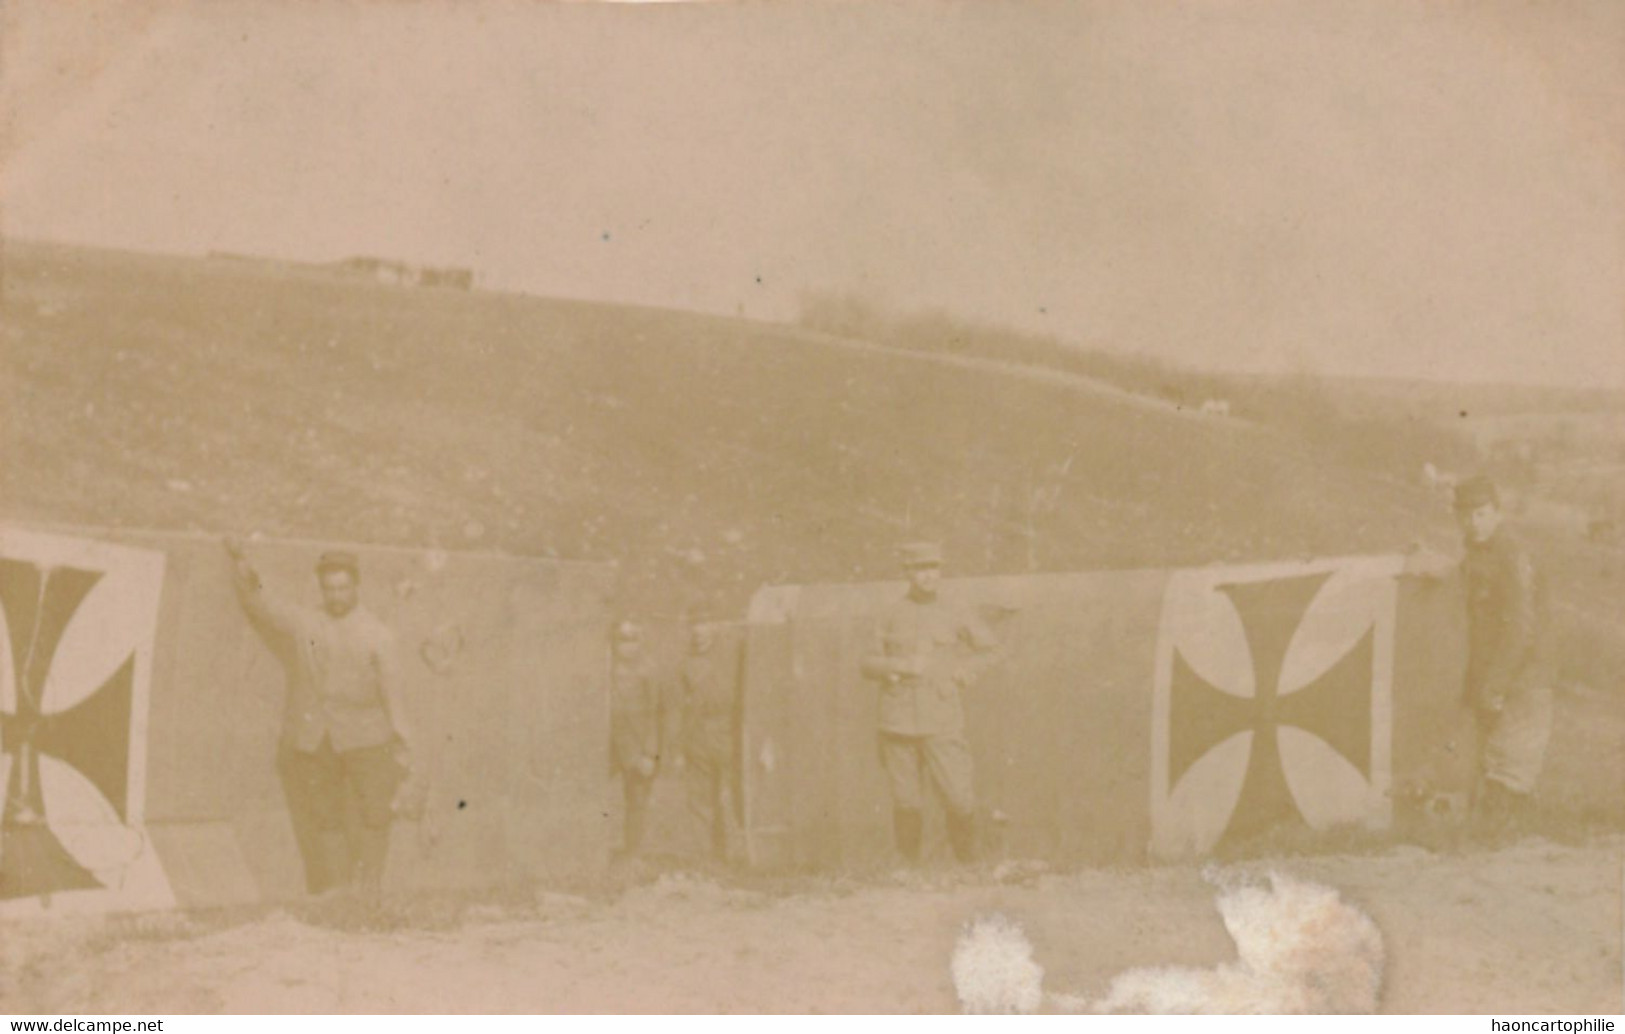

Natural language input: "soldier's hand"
[1401,545,1453,580]
[636,756,657,778]
[222,535,247,560]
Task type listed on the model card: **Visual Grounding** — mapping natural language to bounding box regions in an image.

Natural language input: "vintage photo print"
[1,0,1621,1016]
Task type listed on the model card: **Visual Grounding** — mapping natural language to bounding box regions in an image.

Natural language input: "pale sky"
[3,0,1621,387]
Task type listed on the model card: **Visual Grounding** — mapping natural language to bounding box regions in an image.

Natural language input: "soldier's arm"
[954,610,1006,684]
[643,674,664,763]
[224,540,301,644]
[1476,545,1538,710]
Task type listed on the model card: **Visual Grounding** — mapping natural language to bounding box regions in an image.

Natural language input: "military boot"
[946,810,977,864]
[1471,780,1515,845]
[1503,787,1537,839]
[352,825,390,898]
[894,808,923,864]
[315,831,353,895]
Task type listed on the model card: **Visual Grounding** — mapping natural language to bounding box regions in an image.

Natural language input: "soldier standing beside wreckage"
[609,620,661,857]
[224,538,416,896]
[1450,475,1554,835]
[861,542,1002,865]
[1410,475,1554,836]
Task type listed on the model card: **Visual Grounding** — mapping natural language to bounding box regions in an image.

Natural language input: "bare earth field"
[1,837,1620,1014]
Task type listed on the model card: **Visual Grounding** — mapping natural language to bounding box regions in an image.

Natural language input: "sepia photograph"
[0,0,1621,1017]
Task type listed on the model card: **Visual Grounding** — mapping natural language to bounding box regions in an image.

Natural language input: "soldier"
[1408,475,1554,836]
[673,612,742,863]
[223,538,415,897]
[1450,475,1553,836]
[861,542,1002,864]
[609,620,661,856]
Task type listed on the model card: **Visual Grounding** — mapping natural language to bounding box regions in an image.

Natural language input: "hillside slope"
[2,240,1440,613]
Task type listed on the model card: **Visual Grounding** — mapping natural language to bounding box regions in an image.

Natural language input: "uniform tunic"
[678,634,742,857]
[235,576,401,753]
[609,660,662,774]
[1462,530,1550,707]
[863,593,1001,814]
[679,638,740,771]
[867,595,1000,738]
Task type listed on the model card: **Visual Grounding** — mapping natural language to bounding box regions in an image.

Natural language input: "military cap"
[314,550,361,579]
[1453,475,1500,512]
[898,541,944,569]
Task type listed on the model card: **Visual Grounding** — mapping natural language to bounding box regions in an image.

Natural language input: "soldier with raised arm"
[861,542,1002,865]
[223,537,415,896]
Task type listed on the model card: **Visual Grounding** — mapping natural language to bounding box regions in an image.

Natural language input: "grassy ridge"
[4,240,1445,612]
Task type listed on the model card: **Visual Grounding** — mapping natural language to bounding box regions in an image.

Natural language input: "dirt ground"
[2,836,1619,1015]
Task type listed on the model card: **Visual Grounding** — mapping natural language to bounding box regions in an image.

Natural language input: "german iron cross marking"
[0,558,136,899]
[1168,571,1374,849]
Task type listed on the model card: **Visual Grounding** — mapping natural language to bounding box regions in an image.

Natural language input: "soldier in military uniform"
[1451,475,1553,835]
[1411,476,1556,835]
[861,542,1002,864]
[673,613,742,862]
[223,539,415,897]
[609,620,661,856]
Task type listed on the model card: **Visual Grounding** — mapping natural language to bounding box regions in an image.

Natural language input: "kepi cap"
[898,541,944,569]
[315,550,361,579]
